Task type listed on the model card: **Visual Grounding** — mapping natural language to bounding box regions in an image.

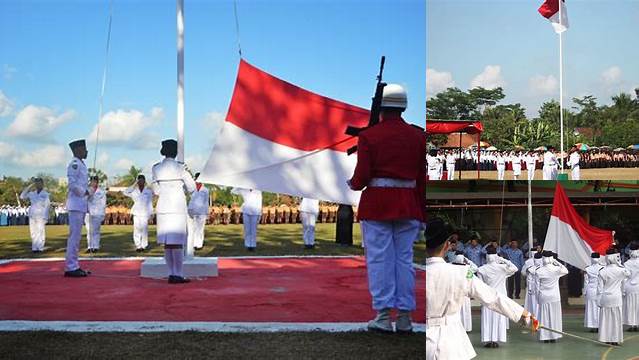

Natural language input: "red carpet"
[0,257,425,323]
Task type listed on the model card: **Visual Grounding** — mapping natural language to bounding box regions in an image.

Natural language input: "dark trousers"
[507,271,521,298]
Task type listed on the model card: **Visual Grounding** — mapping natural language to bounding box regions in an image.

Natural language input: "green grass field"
[0,223,425,264]
[0,223,426,359]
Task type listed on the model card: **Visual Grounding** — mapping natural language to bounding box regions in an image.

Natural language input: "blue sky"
[427,0,639,118]
[0,0,425,180]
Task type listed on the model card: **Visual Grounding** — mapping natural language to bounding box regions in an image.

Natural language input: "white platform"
[140,257,219,278]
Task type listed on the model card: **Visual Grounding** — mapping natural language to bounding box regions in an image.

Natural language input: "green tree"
[115,166,143,186]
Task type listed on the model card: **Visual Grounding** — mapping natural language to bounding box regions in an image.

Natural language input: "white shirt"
[598,263,631,307]
[477,256,518,294]
[624,253,639,294]
[299,198,319,214]
[426,257,524,360]
[536,259,569,304]
[66,157,89,212]
[496,155,505,167]
[583,261,604,299]
[543,151,557,167]
[232,188,263,216]
[569,152,580,168]
[88,187,107,216]
[188,186,210,216]
[20,188,50,219]
[446,154,456,166]
[427,156,439,172]
[151,158,196,214]
[123,185,154,217]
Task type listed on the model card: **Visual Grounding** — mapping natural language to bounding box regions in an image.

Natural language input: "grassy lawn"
[0,331,425,360]
[0,223,426,264]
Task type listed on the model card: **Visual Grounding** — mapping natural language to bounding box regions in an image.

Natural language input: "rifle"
[345,56,386,155]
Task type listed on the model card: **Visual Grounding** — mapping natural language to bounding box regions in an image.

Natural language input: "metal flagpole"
[177,0,185,163]
[559,0,565,173]
[527,179,533,257]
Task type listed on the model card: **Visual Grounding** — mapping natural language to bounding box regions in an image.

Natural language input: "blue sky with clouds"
[427,0,639,117]
[0,0,425,180]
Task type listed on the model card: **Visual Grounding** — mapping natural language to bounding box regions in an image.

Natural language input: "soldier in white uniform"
[583,252,604,332]
[624,243,639,332]
[568,147,581,180]
[85,176,107,252]
[521,250,541,320]
[536,251,568,342]
[231,187,262,251]
[187,173,209,251]
[20,177,50,253]
[445,151,456,180]
[452,251,478,332]
[477,246,518,348]
[427,151,440,181]
[123,174,154,252]
[525,152,537,181]
[151,139,196,284]
[299,197,319,249]
[64,139,90,277]
[543,147,558,180]
[425,218,533,360]
[598,248,631,345]
[495,153,506,180]
[511,152,522,180]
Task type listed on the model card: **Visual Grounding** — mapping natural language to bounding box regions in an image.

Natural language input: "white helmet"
[381,83,407,110]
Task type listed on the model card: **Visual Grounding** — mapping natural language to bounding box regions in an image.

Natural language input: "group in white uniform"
[477,246,519,348]
[299,198,319,249]
[583,252,605,332]
[425,218,533,360]
[187,173,210,252]
[85,176,107,252]
[122,175,154,252]
[231,188,263,251]
[19,178,50,253]
[151,139,197,284]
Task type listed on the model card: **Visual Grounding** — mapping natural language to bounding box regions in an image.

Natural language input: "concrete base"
[140,257,218,279]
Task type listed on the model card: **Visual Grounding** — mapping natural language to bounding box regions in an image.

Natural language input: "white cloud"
[0,90,14,117]
[114,158,135,172]
[88,107,163,149]
[201,111,225,128]
[601,66,622,86]
[0,142,66,168]
[470,65,506,90]
[528,75,558,96]
[2,64,17,80]
[426,68,455,97]
[6,105,75,139]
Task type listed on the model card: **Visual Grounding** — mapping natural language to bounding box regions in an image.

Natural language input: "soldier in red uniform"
[348,83,426,334]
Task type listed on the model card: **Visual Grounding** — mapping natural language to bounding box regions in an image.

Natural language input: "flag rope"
[92,0,114,171]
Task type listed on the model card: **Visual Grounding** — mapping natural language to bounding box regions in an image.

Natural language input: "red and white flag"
[543,182,613,270]
[199,60,370,205]
[538,0,569,34]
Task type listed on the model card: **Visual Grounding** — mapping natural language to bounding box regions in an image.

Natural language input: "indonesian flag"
[199,60,369,205]
[538,0,569,34]
[543,182,613,270]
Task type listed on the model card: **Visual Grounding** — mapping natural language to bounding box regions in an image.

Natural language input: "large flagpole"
[558,0,564,173]
[177,0,185,163]
[528,179,534,257]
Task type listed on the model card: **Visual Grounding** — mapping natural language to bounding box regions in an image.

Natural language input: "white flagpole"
[177,0,185,163]
[559,0,565,173]
[528,179,534,257]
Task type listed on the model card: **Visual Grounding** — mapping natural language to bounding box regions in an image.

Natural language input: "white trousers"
[446,165,455,180]
[428,170,440,181]
[624,293,639,326]
[300,211,317,245]
[361,219,420,311]
[29,217,46,251]
[65,211,85,271]
[513,165,521,178]
[243,214,260,248]
[584,296,600,328]
[85,214,104,249]
[133,215,149,249]
[527,165,536,180]
[187,215,207,249]
[497,166,505,180]
[571,166,580,180]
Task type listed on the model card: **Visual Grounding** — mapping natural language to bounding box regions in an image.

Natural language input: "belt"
[368,178,416,189]
[426,314,459,327]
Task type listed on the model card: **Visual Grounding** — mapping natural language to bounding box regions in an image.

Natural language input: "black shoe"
[247,247,255,252]
[484,343,492,348]
[304,244,315,249]
[515,295,520,299]
[493,342,499,348]
[168,276,191,284]
[136,248,143,253]
[550,340,557,343]
[64,268,88,277]
[195,247,203,251]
